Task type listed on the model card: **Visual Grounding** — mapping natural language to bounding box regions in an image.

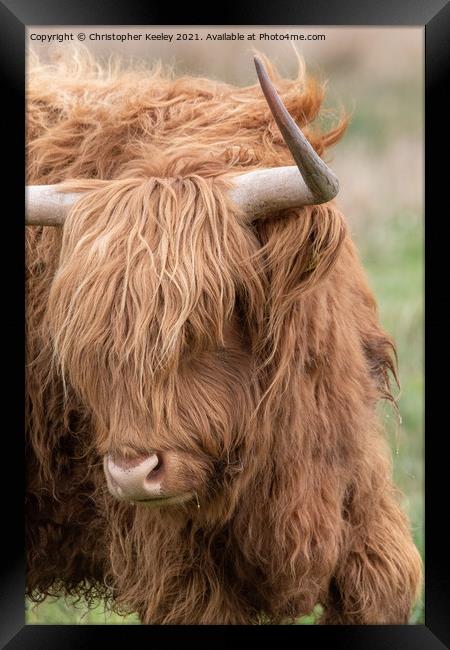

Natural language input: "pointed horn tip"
[253,56,265,77]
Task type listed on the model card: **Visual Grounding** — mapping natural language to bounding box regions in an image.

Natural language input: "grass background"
[26,27,424,624]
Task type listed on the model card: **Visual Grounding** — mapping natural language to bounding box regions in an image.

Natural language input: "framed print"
[1,0,448,647]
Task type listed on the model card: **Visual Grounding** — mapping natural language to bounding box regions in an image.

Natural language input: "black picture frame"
[1,0,448,647]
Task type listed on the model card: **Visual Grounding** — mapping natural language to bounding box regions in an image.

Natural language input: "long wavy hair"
[26,49,422,624]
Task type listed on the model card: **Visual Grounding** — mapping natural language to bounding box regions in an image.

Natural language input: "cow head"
[28,58,343,511]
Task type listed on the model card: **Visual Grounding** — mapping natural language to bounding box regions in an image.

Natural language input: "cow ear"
[356,293,399,405]
[255,203,346,303]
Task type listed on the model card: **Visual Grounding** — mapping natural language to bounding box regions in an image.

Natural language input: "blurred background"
[26,26,424,624]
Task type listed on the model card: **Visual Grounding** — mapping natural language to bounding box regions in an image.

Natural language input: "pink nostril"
[146,454,163,481]
[104,452,164,501]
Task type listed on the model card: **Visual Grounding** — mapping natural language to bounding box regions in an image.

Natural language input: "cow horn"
[229,56,339,220]
[25,185,83,226]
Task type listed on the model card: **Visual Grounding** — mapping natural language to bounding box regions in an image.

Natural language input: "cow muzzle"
[103,452,171,504]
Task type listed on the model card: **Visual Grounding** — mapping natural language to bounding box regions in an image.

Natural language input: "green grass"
[26,598,140,625]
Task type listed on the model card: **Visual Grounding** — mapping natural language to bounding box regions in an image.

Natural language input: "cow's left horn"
[229,57,339,220]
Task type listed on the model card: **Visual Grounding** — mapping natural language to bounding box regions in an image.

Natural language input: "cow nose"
[103,452,164,502]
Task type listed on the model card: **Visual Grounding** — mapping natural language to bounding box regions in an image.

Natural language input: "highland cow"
[25,51,422,624]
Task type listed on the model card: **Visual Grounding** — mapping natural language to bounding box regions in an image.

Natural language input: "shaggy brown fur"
[26,49,422,624]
